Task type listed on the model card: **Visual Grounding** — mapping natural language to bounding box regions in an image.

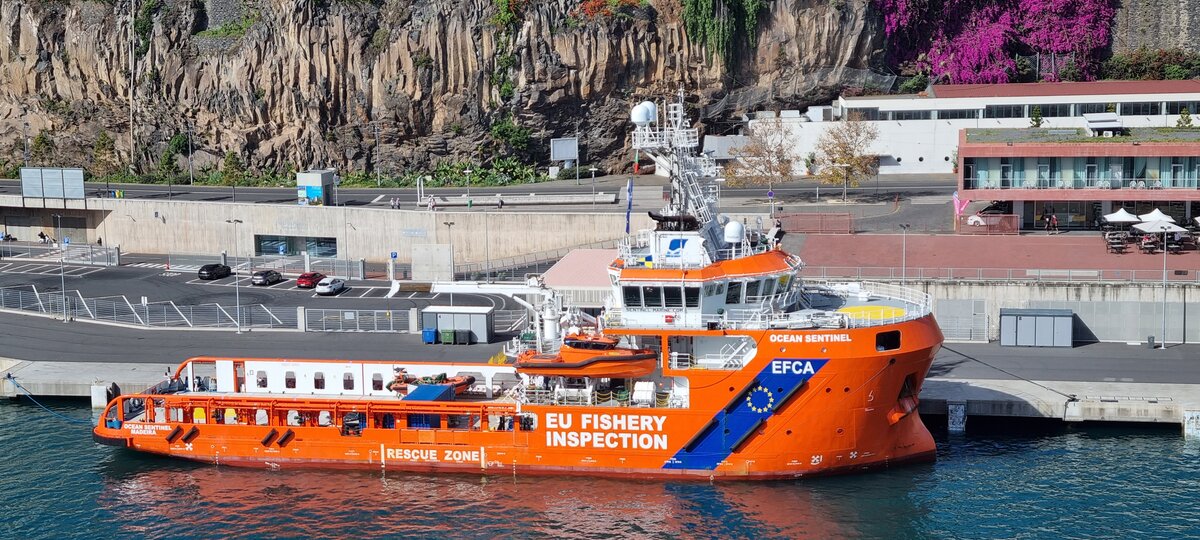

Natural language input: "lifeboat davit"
[515,334,658,378]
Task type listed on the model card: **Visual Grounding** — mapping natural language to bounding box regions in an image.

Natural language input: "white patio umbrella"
[1102,208,1140,223]
[1137,208,1176,223]
[1133,220,1187,234]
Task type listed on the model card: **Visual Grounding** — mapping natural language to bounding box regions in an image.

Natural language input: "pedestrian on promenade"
[1050,214,1059,234]
[497,196,504,210]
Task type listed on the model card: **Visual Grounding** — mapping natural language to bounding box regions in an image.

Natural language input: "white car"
[314,277,346,296]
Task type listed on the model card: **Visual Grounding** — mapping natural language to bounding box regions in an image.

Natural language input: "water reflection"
[96,458,936,539]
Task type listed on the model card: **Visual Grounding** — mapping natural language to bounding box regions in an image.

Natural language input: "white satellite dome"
[723,220,745,244]
[630,104,652,126]
[638,101,658,122]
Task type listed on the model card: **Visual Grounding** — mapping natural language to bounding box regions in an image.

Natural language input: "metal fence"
[492,309,528,333]
[957,214,1020,235]
[0,243,120,266]
[164,253,366,279]
[305,309,409,332]
[0,284,296,329]
[454,238,621,279]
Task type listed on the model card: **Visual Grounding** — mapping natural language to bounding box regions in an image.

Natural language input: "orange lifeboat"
[514,334,658,378]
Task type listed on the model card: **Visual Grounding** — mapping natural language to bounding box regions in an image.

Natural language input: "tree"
[222,150,245,185]
[29,130,55,166]
[815,112,879,202]
[1178,107,1194,128]
[725,117,798,188]
[1030,105,1044,128]
[92,132,120,177]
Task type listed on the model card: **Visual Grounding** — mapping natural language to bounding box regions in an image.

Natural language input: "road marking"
[371,194,387,204]
[910,195,950,205]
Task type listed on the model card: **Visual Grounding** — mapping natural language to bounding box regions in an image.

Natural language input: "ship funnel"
[723,220,745,244]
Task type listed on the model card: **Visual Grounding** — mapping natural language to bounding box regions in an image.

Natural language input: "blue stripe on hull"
[663,358,828,470]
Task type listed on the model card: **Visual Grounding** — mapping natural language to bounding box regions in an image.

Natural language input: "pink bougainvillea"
[874,0,1117,84]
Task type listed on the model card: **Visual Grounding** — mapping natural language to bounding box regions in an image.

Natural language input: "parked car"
[314,277,346,296]
[296,272,326,289]
[251,270,283,286]
[197,264,232,280]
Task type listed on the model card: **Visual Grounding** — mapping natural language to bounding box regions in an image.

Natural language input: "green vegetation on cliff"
[682,0,765,63]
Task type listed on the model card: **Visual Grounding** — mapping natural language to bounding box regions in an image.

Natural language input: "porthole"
[918,157,924,162]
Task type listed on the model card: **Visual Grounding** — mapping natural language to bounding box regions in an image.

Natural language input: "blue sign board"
[390,251,398,259]
[767,190,774,200]
[63,237,70,245]
[278,245,287,255]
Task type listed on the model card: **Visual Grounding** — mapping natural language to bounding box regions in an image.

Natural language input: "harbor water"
[2,399,1198,539]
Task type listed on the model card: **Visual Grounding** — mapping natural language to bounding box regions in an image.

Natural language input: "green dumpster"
[439,329,456,344]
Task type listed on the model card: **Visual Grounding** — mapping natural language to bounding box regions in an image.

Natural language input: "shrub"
[489,116,531,150]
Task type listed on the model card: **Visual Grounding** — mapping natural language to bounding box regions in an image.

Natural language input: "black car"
[197,263,232,280]
[251,270,283,286]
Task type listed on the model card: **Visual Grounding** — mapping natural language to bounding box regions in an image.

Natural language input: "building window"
[888,110,931,121]
[1076,103,1108,115]
[314,372,325,390]
[1037,104,1072,117]
[343,372,355,391]
[285,371,296,389]
[256,371,268,389]
[984,105,1024,118]
[1120,102,1160,116]
[372,373,384,391]
[845,107,880,121]
[1167,101,1200,115]
[936,109,979,120]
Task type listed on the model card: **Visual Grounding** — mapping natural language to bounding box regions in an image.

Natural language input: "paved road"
[0,175,957,211]
[0,262,518,312]
[0,311,501,363]
[2,307,1194,384]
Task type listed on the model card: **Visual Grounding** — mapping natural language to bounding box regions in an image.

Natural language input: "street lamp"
[1160,223,1169,349]
[22,118,29,167]
[714,177,726,208]
[589,167,598,209]
[187,120,195,186]
[51,213,68,323]
[225,218,243,334]
[899,223,911,283]
[443,220,455,305]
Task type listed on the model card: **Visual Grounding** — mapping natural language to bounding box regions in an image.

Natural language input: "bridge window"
[285,371,296,389]
[314,372,325,390]
[664,287,683,308]
[343,373,355,391]
[623,286,642,307]
[725,282,742,304]
[761,279,776,297]
[256,371,268,389]
[876,330,901,351]
[684,287,700,308]
[745,280,761,299]
[642,286,663,308]
[372,373,384,391]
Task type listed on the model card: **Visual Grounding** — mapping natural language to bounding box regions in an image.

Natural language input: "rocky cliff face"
[0,0,881,176]
[1111,0,1200,54]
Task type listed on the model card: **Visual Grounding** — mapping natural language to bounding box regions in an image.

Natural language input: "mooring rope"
[4,373,93,425]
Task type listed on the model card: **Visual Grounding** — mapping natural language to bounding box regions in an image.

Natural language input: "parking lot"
[0,262,514,313]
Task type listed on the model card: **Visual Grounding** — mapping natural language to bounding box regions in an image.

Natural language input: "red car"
[296,272,326,289]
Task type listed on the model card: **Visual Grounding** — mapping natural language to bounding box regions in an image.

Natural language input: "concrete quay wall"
[921,280,1200,344]
[0,196,655,264]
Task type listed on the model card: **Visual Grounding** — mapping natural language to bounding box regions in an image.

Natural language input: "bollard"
[297,306,306,332]
[90,384,109,408]
[947,401,967,433]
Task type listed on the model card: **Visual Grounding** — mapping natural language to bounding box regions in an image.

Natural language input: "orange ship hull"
[94,316,942,479]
